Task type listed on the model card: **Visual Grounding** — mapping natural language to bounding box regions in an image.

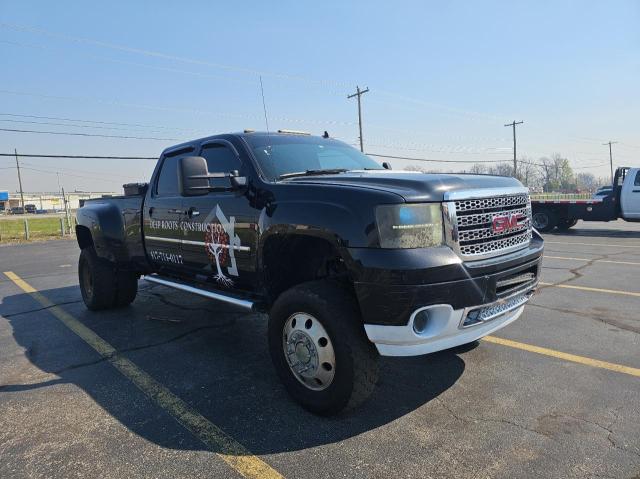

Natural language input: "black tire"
[78,247,138,310]
[532,209,558,232]
[268,280,379,415]
[556,219,578,231]
[115,270,139,307]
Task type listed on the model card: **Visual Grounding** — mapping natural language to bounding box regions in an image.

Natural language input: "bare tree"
[575,172,597,192]
[539,154,575,192]
[468,163,487,174]
[487,163,515,177]
[516,156,540,189]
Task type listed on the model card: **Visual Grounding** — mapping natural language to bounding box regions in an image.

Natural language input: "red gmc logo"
[492,213,525,233]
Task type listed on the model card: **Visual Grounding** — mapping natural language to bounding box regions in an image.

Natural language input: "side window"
[635,171,640,186]
[200,144,242,189]
[156,149,193,196]
[156,156,181,196]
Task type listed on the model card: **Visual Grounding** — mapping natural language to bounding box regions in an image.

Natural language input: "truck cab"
[618,167,640,220]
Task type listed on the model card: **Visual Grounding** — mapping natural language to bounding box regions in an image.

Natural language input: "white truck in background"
[531,167,640,231]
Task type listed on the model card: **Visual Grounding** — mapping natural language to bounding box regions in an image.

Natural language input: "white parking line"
[539,281,640,297]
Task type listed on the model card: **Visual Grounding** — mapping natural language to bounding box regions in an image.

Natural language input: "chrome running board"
[143,275,254,311]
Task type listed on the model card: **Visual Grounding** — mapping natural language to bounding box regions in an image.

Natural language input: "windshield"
[244,135,383,180]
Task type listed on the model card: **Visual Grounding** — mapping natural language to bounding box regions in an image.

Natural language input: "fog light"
[413,310,430,334]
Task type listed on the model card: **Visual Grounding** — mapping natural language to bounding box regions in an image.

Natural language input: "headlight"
[376,204,444,248]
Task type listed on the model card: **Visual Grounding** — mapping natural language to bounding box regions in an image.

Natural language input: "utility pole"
[61,185,71,230]
[504,121,524,179]
[348,86,369,152]
[602,141,617,185]
[14,149,25,210]
[57,172,64,213]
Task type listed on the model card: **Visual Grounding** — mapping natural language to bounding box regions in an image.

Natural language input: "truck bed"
[76,194,147,265]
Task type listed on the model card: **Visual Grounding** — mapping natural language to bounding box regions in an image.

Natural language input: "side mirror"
[383,162,392,170]
[178,156,209,196]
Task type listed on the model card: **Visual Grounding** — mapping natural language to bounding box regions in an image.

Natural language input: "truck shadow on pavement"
[1,284,467,455]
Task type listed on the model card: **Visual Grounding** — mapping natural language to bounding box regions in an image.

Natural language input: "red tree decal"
[205,223,233,286]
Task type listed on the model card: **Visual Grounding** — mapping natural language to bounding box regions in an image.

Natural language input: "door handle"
[187,207,200,218]
[168,208,184,215]
[148,207,154,217]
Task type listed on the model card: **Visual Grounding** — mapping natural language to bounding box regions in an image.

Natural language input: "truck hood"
[284,171,525,202]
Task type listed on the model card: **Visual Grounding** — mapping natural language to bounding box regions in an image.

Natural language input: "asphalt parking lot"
[1,220,639,479]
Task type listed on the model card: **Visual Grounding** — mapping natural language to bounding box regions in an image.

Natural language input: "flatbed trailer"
[531,167,640,231]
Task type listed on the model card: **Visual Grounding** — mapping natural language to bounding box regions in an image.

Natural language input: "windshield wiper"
[278,168,349,180]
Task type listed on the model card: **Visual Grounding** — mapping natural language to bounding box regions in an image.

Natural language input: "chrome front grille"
[444,188,533,261]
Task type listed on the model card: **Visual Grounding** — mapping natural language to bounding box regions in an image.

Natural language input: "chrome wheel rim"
[532,212,548,229]
[282,312,336,391]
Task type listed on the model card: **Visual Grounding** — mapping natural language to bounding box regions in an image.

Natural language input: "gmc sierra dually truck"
[76,130,543,414]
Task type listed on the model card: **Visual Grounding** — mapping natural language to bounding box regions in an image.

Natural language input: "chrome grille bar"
[444,187,533,261]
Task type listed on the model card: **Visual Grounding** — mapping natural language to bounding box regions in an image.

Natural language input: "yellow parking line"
[539,281,640,297]
[483,336,640,378]
[544,240,640,249]
[544,255,640,266]
[3,271,283,479]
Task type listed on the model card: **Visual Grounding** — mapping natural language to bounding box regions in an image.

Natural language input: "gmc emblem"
[492,213,525,234]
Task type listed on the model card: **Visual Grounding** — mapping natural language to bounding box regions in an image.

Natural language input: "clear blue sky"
[1,0,638,192]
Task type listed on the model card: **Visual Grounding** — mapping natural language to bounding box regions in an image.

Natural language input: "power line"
[365,141,512,155]
[20,166,131,183]
[0,118,181,133]
[366,153,609,171]
[21,162,134,180]
[366,153,508,164]
[3,21,623,161]
[0,153,156,160]
[0,127,178,141]
[0,112,194,131]
[0,22,351,89]
[0,39,262,91]
[0,89,356,127]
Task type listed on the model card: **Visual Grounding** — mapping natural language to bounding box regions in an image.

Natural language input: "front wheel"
[268,280,379,415]
[532,209,558,232]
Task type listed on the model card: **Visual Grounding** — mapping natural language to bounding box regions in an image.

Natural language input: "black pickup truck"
[76,130,543,414]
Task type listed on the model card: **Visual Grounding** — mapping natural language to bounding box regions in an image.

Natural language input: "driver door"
[143,149,193,274]
[180,140,259,291]
[621,169,640,219]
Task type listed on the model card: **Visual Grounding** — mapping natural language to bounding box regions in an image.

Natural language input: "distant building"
[0,191,118,213]
[0,191,7,211]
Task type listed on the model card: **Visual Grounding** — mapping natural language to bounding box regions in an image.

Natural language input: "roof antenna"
[259,76,270,135]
